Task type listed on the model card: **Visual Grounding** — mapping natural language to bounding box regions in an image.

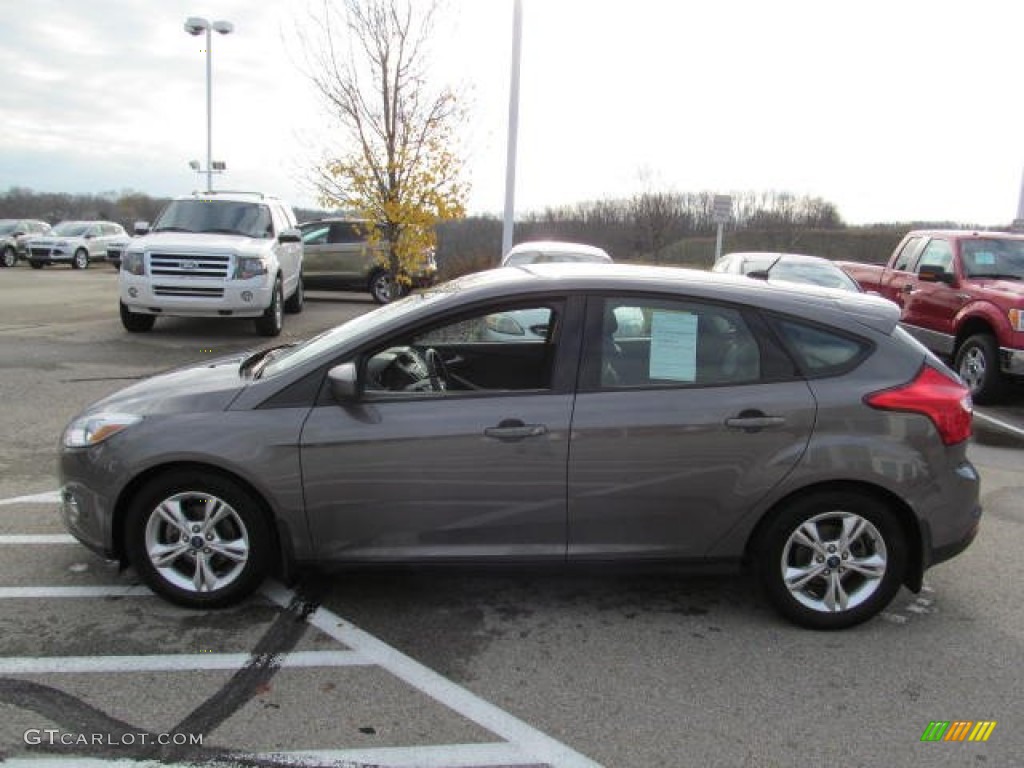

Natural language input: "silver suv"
[119,192,304,336]
[299,218,437,304]
[0,219,52,267]
[26,220,126,269]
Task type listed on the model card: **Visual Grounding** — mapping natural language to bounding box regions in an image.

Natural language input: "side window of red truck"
[893,236,925,271]
[917,239,954,274]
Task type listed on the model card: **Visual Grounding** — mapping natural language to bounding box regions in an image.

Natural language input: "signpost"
[712,194,732,262]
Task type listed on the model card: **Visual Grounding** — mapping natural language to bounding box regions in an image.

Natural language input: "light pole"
[184,16,234,192]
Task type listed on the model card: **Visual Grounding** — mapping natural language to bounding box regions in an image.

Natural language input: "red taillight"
[865,365,973,446]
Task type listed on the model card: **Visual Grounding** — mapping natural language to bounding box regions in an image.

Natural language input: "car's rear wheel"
[1,246,15,267]
[284,273,304,314]
[125,470,273,608]
[120,301,155,332]
[369,270,397,304]
[255,278,284,336]
[955,333,1004,404]
[757,491,906,630]
[72,248,89,270]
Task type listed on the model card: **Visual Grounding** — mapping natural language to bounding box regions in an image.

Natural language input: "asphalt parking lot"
[1,263,1023,767]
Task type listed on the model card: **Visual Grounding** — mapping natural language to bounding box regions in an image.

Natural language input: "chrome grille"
[153,285,225,298]
[30,247,51,258]
[148,252,231,278]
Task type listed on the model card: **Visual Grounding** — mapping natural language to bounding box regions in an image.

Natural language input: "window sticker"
[649,310,698,381]
[973,251,996,266]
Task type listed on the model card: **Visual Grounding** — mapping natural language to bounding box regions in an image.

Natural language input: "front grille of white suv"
[148,252,231,278]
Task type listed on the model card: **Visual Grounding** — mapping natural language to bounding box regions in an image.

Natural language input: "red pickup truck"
[840,230,1024,403]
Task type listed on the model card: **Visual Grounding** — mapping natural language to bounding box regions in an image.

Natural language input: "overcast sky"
[2,0,1023,225]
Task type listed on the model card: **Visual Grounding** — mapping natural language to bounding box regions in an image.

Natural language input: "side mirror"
[917,264,955,285]
[279,227,302,244]
[327,362,361,402]
[134,221,151,236]
[745,269,770,280]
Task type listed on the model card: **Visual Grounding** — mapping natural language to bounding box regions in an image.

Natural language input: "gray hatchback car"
[59,264,980,629]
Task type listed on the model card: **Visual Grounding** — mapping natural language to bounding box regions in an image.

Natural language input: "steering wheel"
[423,348,449,392]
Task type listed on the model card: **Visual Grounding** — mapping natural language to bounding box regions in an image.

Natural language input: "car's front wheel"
[955,333,1004,404]
[756,491,906,630]
[284,273,304,314]
[72,248,89,270]
[255,278,284,336]
[369,270,397,304]
[120,301,155,332]
[125,470,273,608]
[1,246,15,268]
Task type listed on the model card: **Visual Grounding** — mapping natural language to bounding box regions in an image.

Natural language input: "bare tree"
[299,0,467,289]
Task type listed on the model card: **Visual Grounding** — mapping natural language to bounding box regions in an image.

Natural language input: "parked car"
[299,218,437,304]
[119,191,304,336]
[105,235,133,270]
[501,240,612,267]
[486,241,618,341]
[839,230,1024,403]
[0,218,52,267]
[26,220,127,270]
[712,251,863,292]
[59,263,979,629]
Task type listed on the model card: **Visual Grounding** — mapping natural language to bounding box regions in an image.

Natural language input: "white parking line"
[0,491,61,506]
[0,585,149,599]
[3,523,601,767]
[0,534,77,544]
[974,409,1024,440]
[0,650,367,675]
[263,582,602,768]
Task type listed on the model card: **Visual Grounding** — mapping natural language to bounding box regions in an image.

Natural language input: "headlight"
[235,257,268,280]
[63,413,141,448]
[1009,308,1024,332]
[122,250,145,275]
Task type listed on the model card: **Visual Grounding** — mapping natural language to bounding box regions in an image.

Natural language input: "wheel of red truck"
[955,333,1004,404]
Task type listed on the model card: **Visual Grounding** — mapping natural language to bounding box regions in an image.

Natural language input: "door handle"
[484,420,548,440]
[725,411,786,432]
[901,283,915,294]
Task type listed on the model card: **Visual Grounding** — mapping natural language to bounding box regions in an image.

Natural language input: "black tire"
[29,260,44,270]
[120,301,155,332]
[284,273,304,314]
[255,278,284,336]
[955,333,1005,405]
[756,490,907,630]
[72,248,89,270]
[1,246,15,268]
[124,469,273,608]
[369,270,397,304]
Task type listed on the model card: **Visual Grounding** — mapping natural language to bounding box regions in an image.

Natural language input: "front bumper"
[120,275,274,318]
[999,346,1024,377]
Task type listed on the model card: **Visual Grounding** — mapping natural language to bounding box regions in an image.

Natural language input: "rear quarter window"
[771,317,871,376]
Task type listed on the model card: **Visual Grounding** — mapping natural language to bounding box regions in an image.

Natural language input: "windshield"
[153,199,273,239]
[0,221,18,235]
[961,238,1024,279]
[53,222,89,237]
[260,288,455,378]
[770,261,860,291]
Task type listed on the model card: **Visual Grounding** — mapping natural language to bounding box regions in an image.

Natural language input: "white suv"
[119,191,304,336]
